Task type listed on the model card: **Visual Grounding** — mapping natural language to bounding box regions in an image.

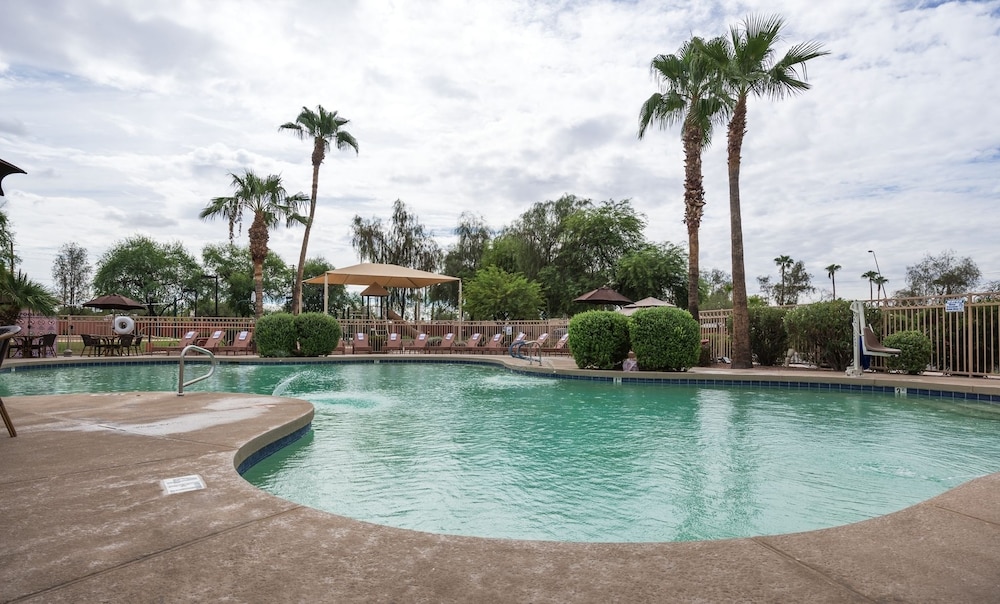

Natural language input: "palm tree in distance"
[638,36,729,321]
[825,263,842,299]
[697,15,828,368]
[774,255,793,305]
[861,270,879,300]
[280,106,359,314]
[200,171,307,319]
[873,275,889,300]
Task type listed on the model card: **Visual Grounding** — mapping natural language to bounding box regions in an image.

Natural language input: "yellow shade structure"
[303,263,460,315]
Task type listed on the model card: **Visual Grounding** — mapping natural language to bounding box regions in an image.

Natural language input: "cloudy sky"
[1,0,998,303]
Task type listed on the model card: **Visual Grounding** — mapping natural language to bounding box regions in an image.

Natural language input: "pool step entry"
[177,344,217,395]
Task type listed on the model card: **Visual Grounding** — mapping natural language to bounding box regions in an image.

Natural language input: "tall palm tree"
[873,275,889,300]
[200,171,307,319]
[861,270,879,300]
[825,263,841,299]
[698,15,828,368]
[280,106,359,314]
[638,37,728,322]
[774,254,793,305]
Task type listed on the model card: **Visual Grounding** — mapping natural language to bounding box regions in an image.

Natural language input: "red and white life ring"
[113,316,135,335]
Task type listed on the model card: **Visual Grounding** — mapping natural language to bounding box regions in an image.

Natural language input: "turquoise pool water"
[5,362,1000,542]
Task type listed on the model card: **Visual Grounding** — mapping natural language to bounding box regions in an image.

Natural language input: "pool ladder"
[177,345,217,396]
[510,340,543,366]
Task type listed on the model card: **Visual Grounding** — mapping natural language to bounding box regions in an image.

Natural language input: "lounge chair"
[203,329,226,353]
[544,333,570,355]
[432,332,455,353]
[462,333,483,352]
[352,332,372,354]
[482,333,505,354]
[218,330,254,355]
[0,325,21,436]
[408,332,429,353]
[164,330,200,355]
[384,332,403,353]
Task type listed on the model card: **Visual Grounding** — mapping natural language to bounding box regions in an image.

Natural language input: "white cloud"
[1,0,998,300]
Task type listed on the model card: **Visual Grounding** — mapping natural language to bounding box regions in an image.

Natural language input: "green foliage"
[294,312,342,356]
[202,243,295,316]
[748,306,788,366]
[784,300,854,371]
[568,310,631,370]
[464,266,542,320]
[298,257,353,314]
[94,235,201,314]
[255,313,298,357]
[883,330,932,374]
[628,307,700,371]
[614,242,687,309]
[0,269,59,325]
[898,250,981,297]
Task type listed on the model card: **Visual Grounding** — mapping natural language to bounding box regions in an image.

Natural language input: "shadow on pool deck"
[2,355,999,602]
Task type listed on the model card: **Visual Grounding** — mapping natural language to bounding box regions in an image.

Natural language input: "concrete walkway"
[2,356,999,602]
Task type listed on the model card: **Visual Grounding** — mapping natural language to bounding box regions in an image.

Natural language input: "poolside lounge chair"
[0,325,21,436]
[384,332,403,353]
[203,329,226,353]
[482,333,505,354]
[432,332,456,353]
[462,333,483,352]
[352,332,372,354]
[164,330,200,355]
[408,332,429,353]
[544,333,570,355]
[218,330,253,355]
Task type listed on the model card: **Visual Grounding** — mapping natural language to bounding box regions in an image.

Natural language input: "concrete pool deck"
[2,354,999,602]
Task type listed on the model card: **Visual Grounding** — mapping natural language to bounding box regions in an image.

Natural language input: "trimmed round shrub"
[568,310,631,370]
[883,330,932,374]
[294,312,342,357]
[748,306,789,366]
[628,307,700,371]
[784,300,853,371]
[255,312,298,357]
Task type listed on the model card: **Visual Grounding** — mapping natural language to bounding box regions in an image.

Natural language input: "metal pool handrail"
[177,344,217,396]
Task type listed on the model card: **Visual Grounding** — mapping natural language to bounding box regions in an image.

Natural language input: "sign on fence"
[945,298,965,313]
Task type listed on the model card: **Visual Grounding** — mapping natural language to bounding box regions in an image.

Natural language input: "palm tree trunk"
[292,140,326,315]
[249,219,268,320]
[682,122,705,321]
[831,275,837,299]
[728,96,752,369]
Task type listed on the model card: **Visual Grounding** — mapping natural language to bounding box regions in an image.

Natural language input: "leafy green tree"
[559,199,646,285]
[614,242,687,307]
[351,199,442,314]
[503,194,590,281]
[700,269,732,310]
[51,242,92,308]
[298,257,356,314]
[698,15,828,368]
[93,235,201,314]
[0,269,58,325]
[200,171,307,319]
[463,266,542,321]
[202,243,295,316]
[825,263,841,299]
[280,105,359,315]
[639,36,728,321]
[437,212,492,310]
[897,250,981,297]
[758,258,813,305]
[0,206,19,273]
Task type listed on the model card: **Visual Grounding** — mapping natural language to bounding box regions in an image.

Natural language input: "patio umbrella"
[82,294,146,311]
[618,296,676,316]
[0,158,26,196]
[573,286,632,306]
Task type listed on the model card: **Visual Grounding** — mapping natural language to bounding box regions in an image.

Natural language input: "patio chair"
[130,334,144,355]
[431,332,455,353]
[352,332,372,354]
[408,332,429,353]
[219,330,254,355]
[384,332,403,353]
[80,334,106,357]
[30,333,58,358]
[0,325,21,436]
[110,334,134,356]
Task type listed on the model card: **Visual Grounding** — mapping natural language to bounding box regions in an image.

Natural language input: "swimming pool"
[5,361,1000,542]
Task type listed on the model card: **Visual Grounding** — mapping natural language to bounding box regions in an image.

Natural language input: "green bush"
[568,310,631,370]
[294,312,342,357]
[883,330,932,374]
[784,300,854,371]
[628,307,700,371]
[255,313,298,357]
[748,306,788,366]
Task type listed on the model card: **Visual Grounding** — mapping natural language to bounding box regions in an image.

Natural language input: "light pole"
[868,250,883,298]
[201,275,219,316]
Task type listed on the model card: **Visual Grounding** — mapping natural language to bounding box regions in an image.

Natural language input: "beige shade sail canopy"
[303,263,461,315]
[618,296,676,316]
